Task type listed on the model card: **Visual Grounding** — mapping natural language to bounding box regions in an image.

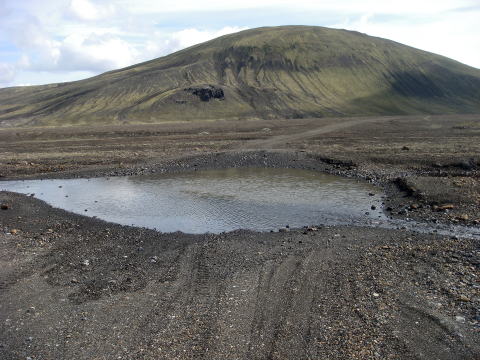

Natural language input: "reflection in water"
[0,168,386,233]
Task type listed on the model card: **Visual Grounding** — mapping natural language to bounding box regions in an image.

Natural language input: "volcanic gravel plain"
[1,114,479,359]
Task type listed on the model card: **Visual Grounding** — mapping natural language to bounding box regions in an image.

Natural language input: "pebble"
[373,292,380,298]
[455,316,466,323]
[437,204,455,211]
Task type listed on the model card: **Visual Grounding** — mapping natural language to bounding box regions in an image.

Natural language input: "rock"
[458,295,470,302]
[184,85,225,102]
[401,146,410,151]
[0,204,9,210]
[371,205,376,210]
[410,204,419,209]
[437,204,455,211]
[10,229,19,235]
[455,316,466,323]
[457,214,469,221]
[279,228,290,233]
[373,292,380,298]
[368,193,375,196]
[306,226,319,231]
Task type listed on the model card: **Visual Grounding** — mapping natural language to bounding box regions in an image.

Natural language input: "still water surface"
[0,168,386,233]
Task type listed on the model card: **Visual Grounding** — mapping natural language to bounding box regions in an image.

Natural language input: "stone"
[10,229,19,235]
[371,205,376,210]
[437,204,455,211]
[184,85,225,102]
[455,316,466,323]
[373,292,380,298]
[279,228,289,233]
[0,204,9,210]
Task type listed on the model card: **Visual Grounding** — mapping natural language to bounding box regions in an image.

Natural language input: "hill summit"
[1,25,480,126]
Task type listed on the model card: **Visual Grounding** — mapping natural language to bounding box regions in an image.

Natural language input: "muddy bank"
[2,149,479,226]
[1,191,479,359]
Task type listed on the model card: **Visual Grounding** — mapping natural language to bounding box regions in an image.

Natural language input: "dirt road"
[243,116,389,149]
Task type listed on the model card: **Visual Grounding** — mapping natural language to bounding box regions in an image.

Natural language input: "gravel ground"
[1,114,479,359]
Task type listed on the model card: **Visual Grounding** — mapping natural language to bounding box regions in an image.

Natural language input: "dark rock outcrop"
[185,85,225,102]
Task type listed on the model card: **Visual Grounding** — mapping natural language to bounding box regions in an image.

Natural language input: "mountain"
[1,25,480,127]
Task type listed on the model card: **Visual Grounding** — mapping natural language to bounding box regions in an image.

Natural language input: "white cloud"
[119,0,476,15]
[57,32,139,71]
[145,27,247,59]
[0,63,16,85]
[0,0,479,87]
[68,0,117,21]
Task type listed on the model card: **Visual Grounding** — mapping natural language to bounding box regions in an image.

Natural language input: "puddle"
[2,167,478,238]
[1,168,385,234]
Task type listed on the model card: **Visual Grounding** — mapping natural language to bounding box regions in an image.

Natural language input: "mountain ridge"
[1,25,480,127]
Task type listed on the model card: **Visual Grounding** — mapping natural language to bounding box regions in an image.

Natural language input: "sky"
[0,0,479,88]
